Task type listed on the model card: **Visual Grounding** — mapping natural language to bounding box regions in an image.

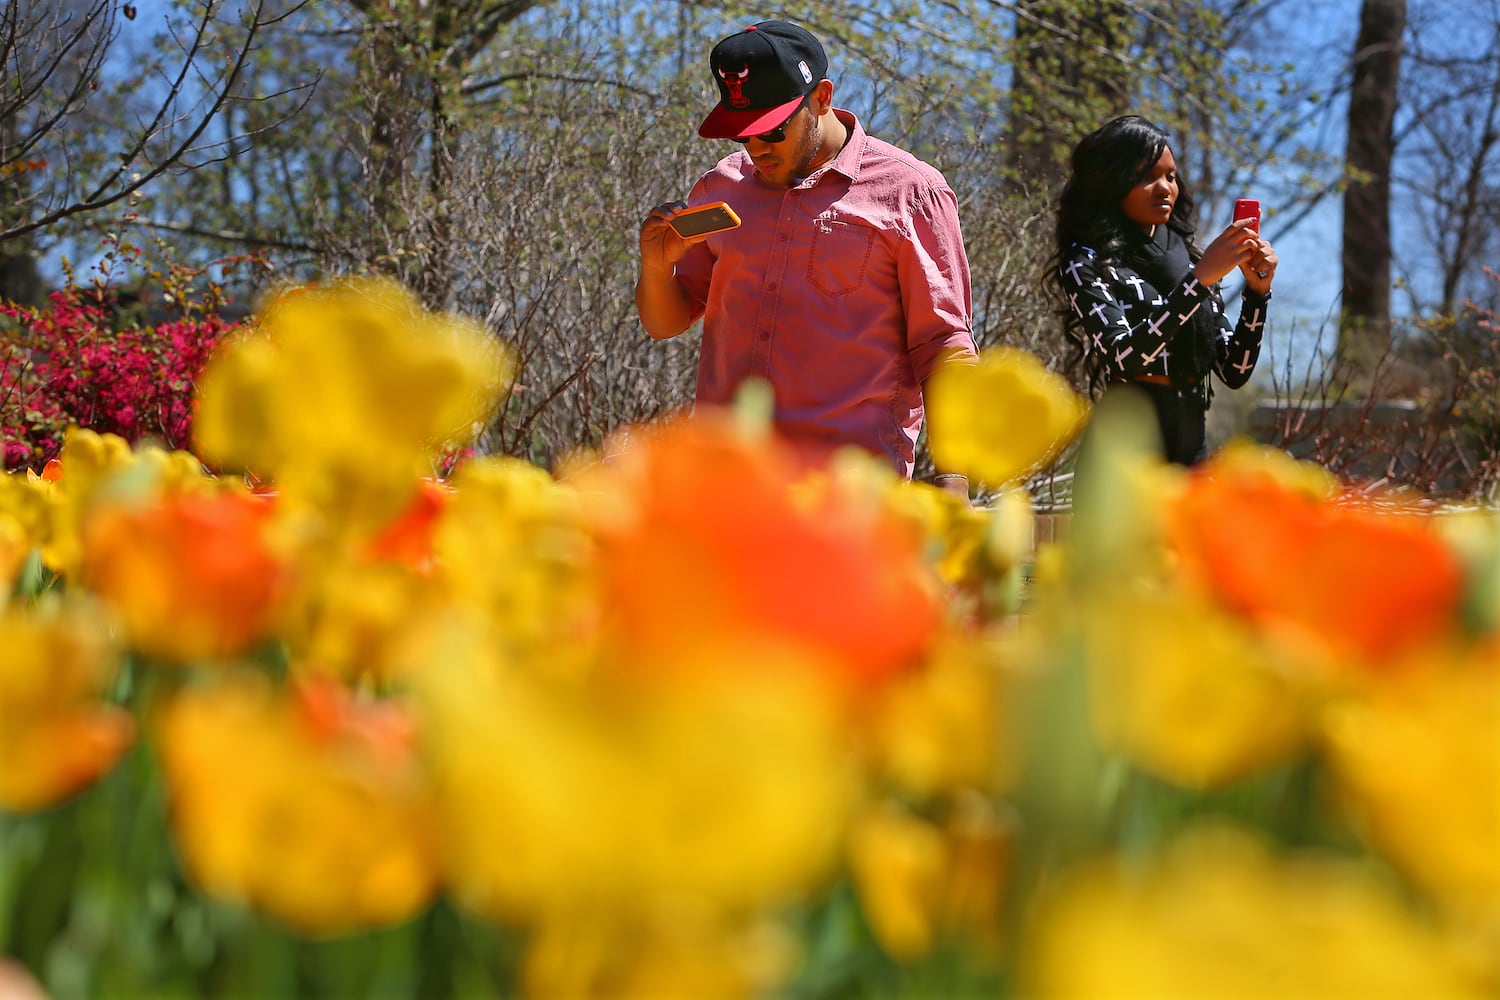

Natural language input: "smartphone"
[668,201,741,239]
[1233,198,1261,233]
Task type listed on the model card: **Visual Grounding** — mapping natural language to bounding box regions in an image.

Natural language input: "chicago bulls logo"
[718,64,751,108]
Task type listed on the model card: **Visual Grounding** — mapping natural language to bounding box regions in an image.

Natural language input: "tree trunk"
[1339,0,1406,373]
[1006,0,1134,198]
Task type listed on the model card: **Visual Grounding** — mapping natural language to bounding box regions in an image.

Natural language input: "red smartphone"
[668,201,741,239]
[1233,198,1261,233]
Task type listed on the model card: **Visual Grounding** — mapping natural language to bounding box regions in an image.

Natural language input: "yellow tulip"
[193,278,511,536]
[1322,642,1500,915]
[415,618,856,926]
[849,795,1016,962]
[1024,826,1487,999]
[927,347,1087,486]
[157,674,438,935]
[1085,591,1311,789]
[0,603,131,812]
[521,909,793,1000]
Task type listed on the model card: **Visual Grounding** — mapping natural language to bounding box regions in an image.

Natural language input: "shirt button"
[767,281,778,291]
[777,233,789,242]
[760,332,770,341]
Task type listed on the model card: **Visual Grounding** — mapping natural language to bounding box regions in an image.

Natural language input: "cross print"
[1063,259,1087,285]
[1123,274,1146,299]
[1069,292,1080,315]
[1141,341,1168,365]
[1177,302,1202,324]
[1091,277,1111,297]
[1233,354,1255,375]
[1114,345,1135,366]
[1147,313,1170,339]
[1151,295,1165,307]
[1183,277,1201,296]
[1089,302,1111,325]
[1243,313,1265,334]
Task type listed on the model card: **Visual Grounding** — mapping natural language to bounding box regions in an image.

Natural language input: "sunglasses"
[734,94,810,145]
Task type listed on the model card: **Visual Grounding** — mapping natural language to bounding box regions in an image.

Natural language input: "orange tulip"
[1169,467,1462,668]
[83,490,285,663]
[363,477,451,573]
[579,413,942,691]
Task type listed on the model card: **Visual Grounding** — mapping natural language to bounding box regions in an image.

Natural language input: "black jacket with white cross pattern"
[1059,242,1268,389]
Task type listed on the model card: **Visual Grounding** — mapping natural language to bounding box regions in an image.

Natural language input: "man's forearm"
[635,266,699,340]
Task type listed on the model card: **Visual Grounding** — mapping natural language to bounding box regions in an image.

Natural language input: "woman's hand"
[1239,234,1278,296]
[1191,218,1259,286]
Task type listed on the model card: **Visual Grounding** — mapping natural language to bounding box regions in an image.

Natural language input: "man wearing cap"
[635,19,977,493]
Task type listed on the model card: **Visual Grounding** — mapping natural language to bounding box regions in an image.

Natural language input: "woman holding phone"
[1048,114,1277,465]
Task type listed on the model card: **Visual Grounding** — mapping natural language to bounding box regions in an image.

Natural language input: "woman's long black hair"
[1045,115,1218,394]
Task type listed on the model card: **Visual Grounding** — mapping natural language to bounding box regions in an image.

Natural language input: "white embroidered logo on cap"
[798,60,812,84]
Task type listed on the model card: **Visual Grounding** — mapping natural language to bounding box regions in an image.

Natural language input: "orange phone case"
[669,201,742,238]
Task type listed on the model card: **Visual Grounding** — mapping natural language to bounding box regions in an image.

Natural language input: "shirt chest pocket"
[807,219,876,297]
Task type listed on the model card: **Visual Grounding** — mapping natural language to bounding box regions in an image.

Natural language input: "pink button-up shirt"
[673,110,976,477]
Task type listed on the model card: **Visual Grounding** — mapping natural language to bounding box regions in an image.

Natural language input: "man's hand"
[635,200,701,340]
[934,473,971,506]
[639,200,692,274]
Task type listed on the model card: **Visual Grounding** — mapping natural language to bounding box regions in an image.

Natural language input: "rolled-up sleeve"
[901,182,976,385]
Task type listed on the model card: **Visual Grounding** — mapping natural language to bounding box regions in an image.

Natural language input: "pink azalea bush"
[1,287,239,471]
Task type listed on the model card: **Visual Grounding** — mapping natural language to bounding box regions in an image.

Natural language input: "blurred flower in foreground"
[927,347,1086,486]
[1169,445,1463,670]
[157,674,437,935]
[1024,826,1487,999]
[434,456,599,676]
[849,794,1014,962]
[521,908,794,1000]
[0,603,131,812]
[867,634,1015,798]
[19,428,212,580]
[83,489,285,663]
[193,278,510,536]
[0,472,49,592]
[1084,591,1311,789]
[417,620,856,928]
[577,412,942,690]
[1322,639,1500,916]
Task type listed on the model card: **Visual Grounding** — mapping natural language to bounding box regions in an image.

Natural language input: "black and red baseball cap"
[697,21,828,140]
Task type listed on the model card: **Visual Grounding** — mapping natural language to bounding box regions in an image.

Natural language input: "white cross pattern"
[1123,274,1146,299]
[1114,345,1135,366]
[1091,277,1112,297]
[1089,302,1111,325]
[1183,277,1201,296]
[1092,330,1106,352]
[1147,313,1170,339]
[1063,259,1087,285]
[1151,295,1165,307]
